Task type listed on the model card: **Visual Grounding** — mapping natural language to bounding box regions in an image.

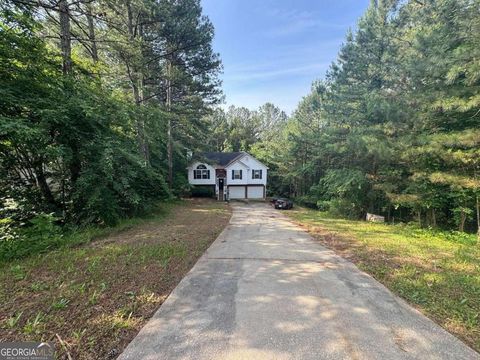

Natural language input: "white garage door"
[228,186,246,199]
[247,186,264,199]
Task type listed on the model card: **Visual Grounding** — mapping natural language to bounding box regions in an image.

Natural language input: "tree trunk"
[86,2,98,63]
[476,194,480,241]
[167,115,173,187]
[35,164,58,208]
[131,79,149,163]
[475,171,480,242]
[432,208,437,228]
[126,0,149,164]
[459,209,466,232]
[69,144,81,184]
[126,0,134,39]
[58,0,72,75]
[166,59,173,188]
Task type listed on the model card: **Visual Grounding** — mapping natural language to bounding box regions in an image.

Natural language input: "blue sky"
[201,0,370,114]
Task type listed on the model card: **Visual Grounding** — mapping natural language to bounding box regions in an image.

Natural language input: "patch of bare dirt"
[0,198,231,359]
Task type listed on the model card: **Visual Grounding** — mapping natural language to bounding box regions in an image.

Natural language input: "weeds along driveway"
[0,199,231,360]
[286,207,480,352]
[119,202,479,360]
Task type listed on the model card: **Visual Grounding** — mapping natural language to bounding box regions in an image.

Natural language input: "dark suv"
[271,197,293,210]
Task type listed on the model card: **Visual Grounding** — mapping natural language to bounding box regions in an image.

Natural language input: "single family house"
[187,152,268,201]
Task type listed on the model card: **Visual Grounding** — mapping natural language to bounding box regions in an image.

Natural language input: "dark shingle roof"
[194,152,244,167]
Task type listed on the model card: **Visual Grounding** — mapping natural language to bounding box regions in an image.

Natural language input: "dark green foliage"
[0,214,62,262]
[248,0,479,233]
[0,17,169,226]
[205,103,291,197]
[294,196,318,210]
[190,186,215,198]
[71,139,170,225]
[320,169,371,219]
[206,104,288,153]
[0,0,220,258]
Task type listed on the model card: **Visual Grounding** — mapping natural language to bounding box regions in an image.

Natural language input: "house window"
[194,164,210,179]
[252,169,262,179]
[232,169,242,180]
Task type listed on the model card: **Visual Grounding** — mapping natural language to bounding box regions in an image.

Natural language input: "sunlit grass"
[0,199,231,359]
[287,208,480,352]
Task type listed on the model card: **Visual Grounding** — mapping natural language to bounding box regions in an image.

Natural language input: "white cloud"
[224,62,330,82]
[262,6,350,37]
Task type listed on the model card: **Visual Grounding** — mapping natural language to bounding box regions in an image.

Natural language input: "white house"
[187,152,268,200]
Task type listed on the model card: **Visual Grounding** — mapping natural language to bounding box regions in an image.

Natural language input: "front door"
[218,178,225,201]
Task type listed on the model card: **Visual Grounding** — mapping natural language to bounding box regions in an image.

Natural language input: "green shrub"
[171,173,191,197]
[0,217,18,242]
[295,196,317,209]
[316,200,331,212]
[72,144,170,226]
[320,169,370,218]
[328,198,364,219]
[0,213,63,262]
[191,186,215,198]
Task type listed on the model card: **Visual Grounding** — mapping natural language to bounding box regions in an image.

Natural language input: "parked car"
[272,198,293,210]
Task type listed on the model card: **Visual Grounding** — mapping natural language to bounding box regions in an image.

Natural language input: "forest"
[1,0,479,261]
[208,0,480,236]
[0,0,223,257]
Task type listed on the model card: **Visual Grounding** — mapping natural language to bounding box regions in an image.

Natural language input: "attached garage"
[228,185,265,199]
[247,185,264,199]
[228,186,246,199]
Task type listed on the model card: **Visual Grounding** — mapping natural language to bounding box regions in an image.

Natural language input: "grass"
[287,208,480,352]
[0,198,231,359]
[0,201,180,263]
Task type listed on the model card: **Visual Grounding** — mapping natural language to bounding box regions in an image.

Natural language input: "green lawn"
[0,199,231,359]
[287,208,480,352]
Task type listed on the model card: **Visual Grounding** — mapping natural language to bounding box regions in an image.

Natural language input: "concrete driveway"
[119,203,479,360]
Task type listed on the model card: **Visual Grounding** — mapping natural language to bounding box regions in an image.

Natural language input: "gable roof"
[228,152,269,169]
[190,151,269,169]
[193,152,245,167]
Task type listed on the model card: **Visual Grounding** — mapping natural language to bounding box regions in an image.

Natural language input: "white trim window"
[232,169,242,180]
[194,164,210,179]
[252,169,263,179]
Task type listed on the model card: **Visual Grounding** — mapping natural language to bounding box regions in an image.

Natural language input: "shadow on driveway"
[119,203,479,360]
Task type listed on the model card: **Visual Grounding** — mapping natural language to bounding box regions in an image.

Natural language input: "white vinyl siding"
[252,169,262,179]
[188,153,267,193]
[232,169,242,179]
[188,162,216,185]
[226,155,267,187]
[226,161,248,185]
[193,165,210,179]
